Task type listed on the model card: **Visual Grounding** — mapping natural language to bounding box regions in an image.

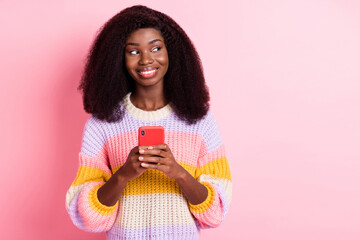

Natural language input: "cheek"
[125,57,136,72]
[157,52,169,67]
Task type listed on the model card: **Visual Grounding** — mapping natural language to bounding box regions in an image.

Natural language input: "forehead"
[126,28,164,43]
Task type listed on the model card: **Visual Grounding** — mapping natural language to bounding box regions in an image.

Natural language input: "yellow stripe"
[180,162,197,177]
[112,162,197,196]
[124,169,182,195]
[88,184,118,215]
[72,166,111,186]
[195,157,231,181]
[188,182,215,214]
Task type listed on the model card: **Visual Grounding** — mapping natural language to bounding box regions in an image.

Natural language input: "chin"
[136,78,163,88]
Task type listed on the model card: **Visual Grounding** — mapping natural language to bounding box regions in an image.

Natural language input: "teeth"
[140,69,156,74]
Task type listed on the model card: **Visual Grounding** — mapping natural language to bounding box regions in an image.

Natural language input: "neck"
[131,86,167,111]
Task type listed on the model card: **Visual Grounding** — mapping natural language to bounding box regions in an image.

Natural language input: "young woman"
[65,5,232,240]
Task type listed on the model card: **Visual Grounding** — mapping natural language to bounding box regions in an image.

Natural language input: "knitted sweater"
[65,93,232,240]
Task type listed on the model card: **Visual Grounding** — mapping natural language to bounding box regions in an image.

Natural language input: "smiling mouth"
[137,68,159,78]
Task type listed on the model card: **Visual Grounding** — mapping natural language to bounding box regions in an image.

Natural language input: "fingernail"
[148,146,153,149]
[139,156,143,161]
[139,149,145,154]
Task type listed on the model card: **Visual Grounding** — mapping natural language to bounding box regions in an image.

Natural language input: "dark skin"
[97,28,208,207]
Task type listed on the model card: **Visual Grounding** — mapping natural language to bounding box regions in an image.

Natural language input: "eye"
[129,50,139,55]
[152,46,161,52]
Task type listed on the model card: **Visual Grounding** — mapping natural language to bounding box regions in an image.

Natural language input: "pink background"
[1,0,359,239]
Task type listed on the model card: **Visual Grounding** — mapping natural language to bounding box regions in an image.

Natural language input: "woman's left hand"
[138,144,186,180]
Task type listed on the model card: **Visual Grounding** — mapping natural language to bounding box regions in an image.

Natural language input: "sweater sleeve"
[188,112,232,228]
[65,116,119,232]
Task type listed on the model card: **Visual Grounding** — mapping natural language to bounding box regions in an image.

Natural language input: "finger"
[149,144,168,151]
[131,154,141,163]
[138,156,162,164]
[133,146,151,155]
[138,148,165,157]
[140,162,166,171]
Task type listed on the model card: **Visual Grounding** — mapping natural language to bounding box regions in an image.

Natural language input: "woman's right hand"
[115,146,148,181]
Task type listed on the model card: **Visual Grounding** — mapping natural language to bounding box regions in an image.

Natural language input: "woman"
[65,5,232,240]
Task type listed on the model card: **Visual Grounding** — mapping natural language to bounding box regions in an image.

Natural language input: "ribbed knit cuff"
[188,182,215,214]
[88,184,118,216]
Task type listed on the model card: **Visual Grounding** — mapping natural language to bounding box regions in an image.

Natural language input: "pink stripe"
[106,131,138,168]
[166,131,203,166]
[106,131,204,168]
[198,144,226,167]
[79,151,112,175]
[192,190,223,227]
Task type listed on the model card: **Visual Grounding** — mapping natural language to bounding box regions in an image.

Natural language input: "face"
[125,28,169,88]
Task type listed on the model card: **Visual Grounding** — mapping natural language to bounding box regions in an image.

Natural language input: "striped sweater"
[65,92,232,240]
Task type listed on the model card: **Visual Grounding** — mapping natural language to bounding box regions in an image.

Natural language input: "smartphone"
[138,126,165,146]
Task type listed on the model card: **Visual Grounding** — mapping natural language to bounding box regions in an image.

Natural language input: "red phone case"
[138,126,165,146]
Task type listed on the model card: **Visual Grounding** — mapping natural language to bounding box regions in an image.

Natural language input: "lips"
[137,67,159,78]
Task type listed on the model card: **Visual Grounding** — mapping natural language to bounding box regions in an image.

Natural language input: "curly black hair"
[78,5,210,124]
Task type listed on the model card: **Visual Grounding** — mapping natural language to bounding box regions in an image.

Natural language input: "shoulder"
[197,110,223,152]
[80,115,112,157]
[83,115,106,133]
[173,110,220,135]
[81,115,108,144]
[197,110,220,133]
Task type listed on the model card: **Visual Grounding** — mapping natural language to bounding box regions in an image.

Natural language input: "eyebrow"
[126,39,162,46]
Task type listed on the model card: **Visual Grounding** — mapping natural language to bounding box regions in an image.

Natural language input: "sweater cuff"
[188,182,215,214]
[88,184,118,216]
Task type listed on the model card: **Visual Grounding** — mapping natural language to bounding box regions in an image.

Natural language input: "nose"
[139,51,154,65]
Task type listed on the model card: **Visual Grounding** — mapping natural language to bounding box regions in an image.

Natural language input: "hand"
[115,146,149,181]
[138,144,186,180]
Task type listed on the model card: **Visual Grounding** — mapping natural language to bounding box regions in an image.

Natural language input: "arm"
[97,145,151,206]
[175,169,209,205]
[96,171,128,207]
[188,112,232,228]
[65,116,119,232]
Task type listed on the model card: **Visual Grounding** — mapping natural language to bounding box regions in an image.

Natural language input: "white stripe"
[198,174,232,205]
[114,193,196,229]
[123,92,174,121]
[65,183,86,208]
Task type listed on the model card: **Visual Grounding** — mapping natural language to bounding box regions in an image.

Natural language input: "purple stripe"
[67,191,86,230]
[212,182,230,222]
[81,116,107,157]
[106,224,200,240]
[82,109,223,157]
